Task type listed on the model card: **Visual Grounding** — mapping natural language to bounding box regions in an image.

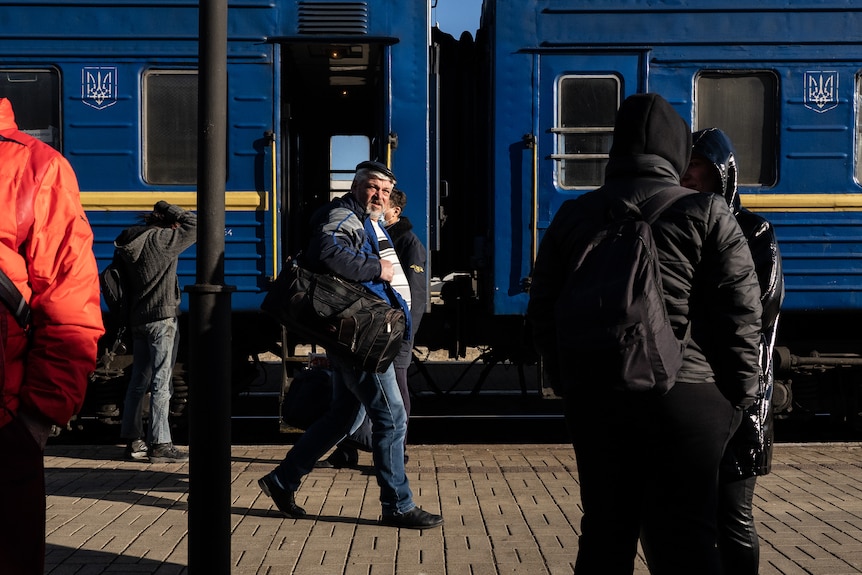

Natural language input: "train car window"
[695,72,777,186]
[857,73,862,185]
[331,135,370,202]
[143,70,198,185]
[554,75,620,189]
[0,69,60,150]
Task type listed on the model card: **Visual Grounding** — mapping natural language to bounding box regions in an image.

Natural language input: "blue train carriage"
[0,0,432,426]
[477,0,862,424]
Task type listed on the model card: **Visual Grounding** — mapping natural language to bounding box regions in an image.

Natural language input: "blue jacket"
[304,192,411,338]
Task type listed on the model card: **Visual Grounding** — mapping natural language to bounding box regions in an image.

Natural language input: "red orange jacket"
[0,98,104,429]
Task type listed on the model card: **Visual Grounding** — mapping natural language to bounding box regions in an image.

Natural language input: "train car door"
[277,40,394,259]
[534,54,641,243]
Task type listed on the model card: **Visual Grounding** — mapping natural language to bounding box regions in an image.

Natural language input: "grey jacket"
[114,206,197,327]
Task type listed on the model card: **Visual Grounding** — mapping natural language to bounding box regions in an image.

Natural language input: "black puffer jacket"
[690,127,785,477]
[528,93,762,409]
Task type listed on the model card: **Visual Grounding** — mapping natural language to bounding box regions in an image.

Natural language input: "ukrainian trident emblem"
[804,71,838,113]
[82,67,118,110]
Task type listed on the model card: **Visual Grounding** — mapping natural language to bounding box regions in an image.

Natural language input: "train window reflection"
[554,75,620,189]
[695,72,777,186]
[143,70,198,185]
[0,69,60,150]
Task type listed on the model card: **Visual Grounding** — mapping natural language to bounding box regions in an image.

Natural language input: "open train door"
[278,40,394,258]
[272,37,396,429]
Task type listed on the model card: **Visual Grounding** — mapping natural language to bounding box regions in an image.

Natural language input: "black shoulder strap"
[0,268,31,330]
[639,187,698,225]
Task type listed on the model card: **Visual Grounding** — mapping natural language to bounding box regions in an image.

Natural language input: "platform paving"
[43,442,862,574]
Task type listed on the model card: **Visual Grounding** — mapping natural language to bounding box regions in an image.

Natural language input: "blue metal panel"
[486,0,862,316]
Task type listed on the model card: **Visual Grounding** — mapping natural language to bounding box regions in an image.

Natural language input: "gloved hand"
[153,201,185,224]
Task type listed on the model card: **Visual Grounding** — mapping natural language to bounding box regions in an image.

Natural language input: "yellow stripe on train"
[80,191,268,211]
[741,193,862,212]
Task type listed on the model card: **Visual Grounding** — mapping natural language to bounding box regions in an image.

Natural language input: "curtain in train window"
[695,72,778,186]
[143,70,198,185]
[0,69,60,150]
[554,75,620,189]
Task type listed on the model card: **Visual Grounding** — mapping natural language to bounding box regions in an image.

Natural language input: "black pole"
[188,0,233,572]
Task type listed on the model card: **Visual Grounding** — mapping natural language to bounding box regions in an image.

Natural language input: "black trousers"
[0,417,46,575]
[566,382,741,575]
[718,475,759,575]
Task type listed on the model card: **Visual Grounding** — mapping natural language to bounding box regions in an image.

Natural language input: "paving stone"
[42,442,862,574]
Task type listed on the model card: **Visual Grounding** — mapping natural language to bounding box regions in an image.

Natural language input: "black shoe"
[379,507,444,530]
[327,445,359,469]
[258,474,306,518]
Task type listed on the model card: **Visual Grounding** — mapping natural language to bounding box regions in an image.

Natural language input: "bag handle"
[0,268,30,331]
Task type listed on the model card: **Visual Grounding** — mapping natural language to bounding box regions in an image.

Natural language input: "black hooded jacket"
[691,127,785,478]
[528,93,762,409]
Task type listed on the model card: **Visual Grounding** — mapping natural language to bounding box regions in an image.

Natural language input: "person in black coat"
[682,127,784,575]
[528,93,762,574]
[382,188,427,420]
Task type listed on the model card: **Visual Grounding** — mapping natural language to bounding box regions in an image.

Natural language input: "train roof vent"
[298,2,369,35]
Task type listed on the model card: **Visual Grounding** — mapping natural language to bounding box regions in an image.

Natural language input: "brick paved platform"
[43,442,862,574]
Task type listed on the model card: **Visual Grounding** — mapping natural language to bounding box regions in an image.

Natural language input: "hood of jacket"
[114,224,155,263]
[692,127,741,214]
[605,93,691,183]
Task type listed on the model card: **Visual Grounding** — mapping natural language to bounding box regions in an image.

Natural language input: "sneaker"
[125,439,148,461]
[149,443,189,463]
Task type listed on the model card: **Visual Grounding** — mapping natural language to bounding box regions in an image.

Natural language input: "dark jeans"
[565,381,740,575]
[718,475,759,575]
[273,356,414,514]
[0,417,46,575]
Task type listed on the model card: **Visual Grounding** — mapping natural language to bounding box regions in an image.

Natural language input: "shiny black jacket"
[528,94,762,409]
[692,128,785,478]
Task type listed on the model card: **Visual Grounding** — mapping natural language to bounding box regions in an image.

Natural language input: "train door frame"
[272,37,398,416]
[275,39,396,262]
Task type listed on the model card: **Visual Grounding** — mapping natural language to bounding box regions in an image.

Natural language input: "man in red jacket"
[0,98,105,574]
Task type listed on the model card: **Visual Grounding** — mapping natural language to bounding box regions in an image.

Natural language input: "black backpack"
[99,251,130,338]
[555,187,694,395]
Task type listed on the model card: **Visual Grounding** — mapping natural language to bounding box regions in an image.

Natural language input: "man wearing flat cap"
[259,161,443,530]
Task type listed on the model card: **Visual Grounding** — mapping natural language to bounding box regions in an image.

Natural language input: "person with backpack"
[682,127,784,575]
[527,93,762,574]
[0,97,105,575]
[116,200,196,462]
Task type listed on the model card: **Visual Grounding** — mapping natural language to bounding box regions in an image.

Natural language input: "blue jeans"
[120,317,179,445]
[273,354,414,515]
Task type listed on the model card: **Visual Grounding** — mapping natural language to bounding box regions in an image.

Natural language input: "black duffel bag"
[261,257,406,373]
